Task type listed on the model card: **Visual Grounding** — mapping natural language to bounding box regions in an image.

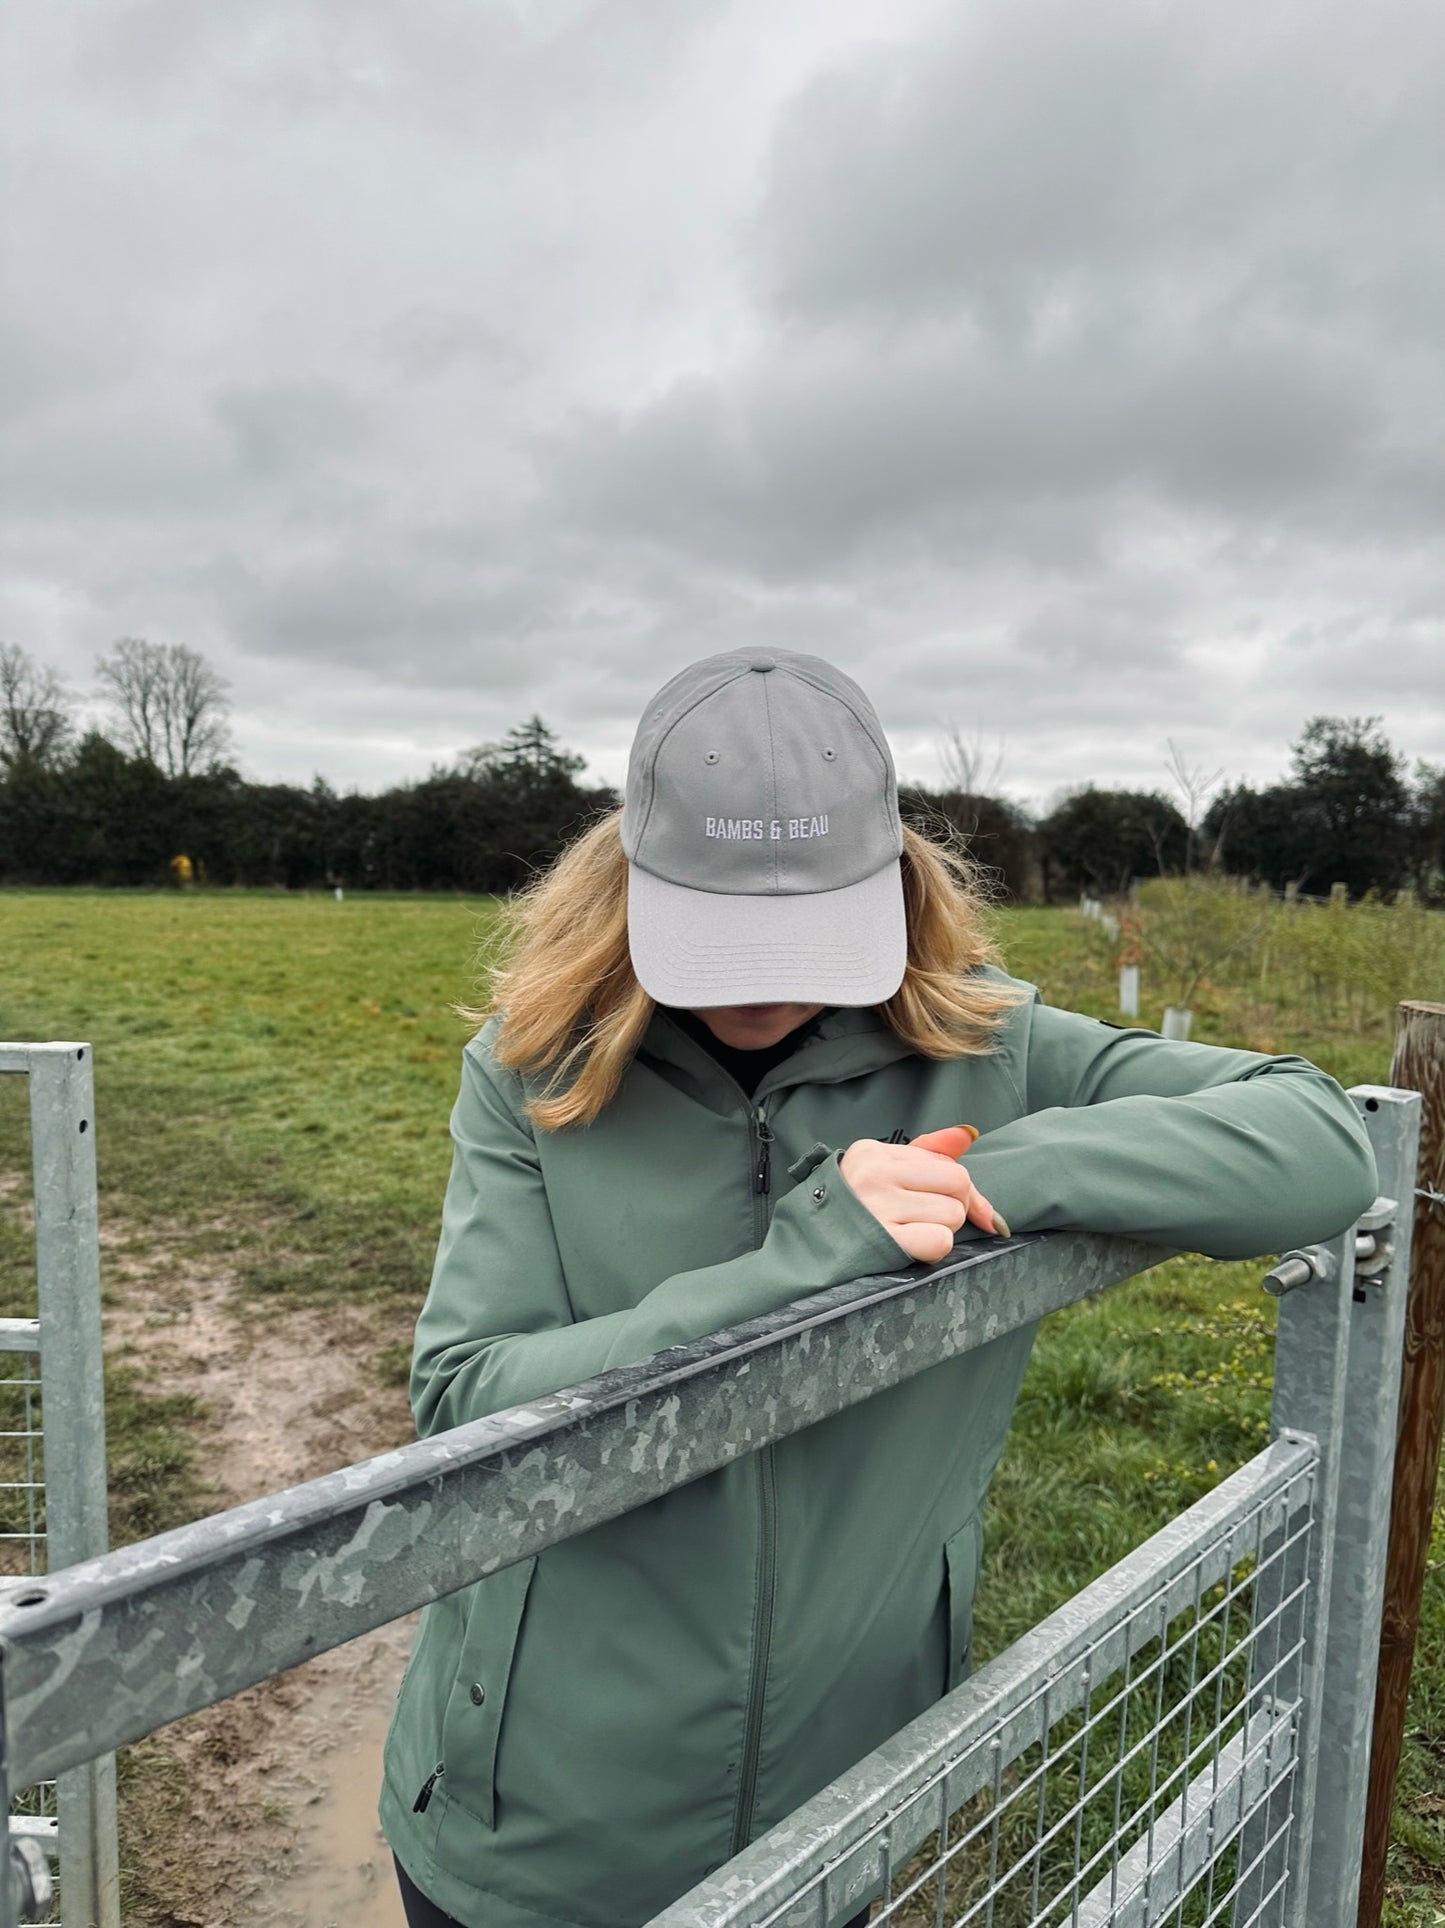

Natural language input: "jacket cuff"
[773,1149,914,1281]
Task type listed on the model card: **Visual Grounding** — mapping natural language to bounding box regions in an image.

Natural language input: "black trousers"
[394,1854,872,1928]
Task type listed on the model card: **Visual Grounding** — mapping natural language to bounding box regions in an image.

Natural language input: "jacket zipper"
[733,1103,779,1852]
[753,1108,774,1194]
[413,1761,444,1812]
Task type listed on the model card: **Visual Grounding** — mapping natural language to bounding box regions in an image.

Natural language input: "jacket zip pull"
[753,1111,774,1195]
[413,1762,444,1813]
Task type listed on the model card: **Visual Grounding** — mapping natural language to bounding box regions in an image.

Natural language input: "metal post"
[1303,1089,1420,1928]
[1359,1003,1445,1927]
[1234,1200,1357,1925]
[24,1047,119,1928]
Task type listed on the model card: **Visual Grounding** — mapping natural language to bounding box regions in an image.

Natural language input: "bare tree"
[938,724,1007,798]
[96,637,166,765]
[1164,739,1223,871]
[0,643,73,769]
[163,643,234,775]
[96,637,232,776]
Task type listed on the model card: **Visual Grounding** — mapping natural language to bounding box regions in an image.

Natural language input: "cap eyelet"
[821,746,837,760]
[704,750,720,764]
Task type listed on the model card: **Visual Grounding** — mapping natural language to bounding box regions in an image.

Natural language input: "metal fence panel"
[646,1441,1317,1928]
[1,1046,119,1928]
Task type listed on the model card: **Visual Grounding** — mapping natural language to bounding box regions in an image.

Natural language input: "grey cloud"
[0,316,128,435]
[372,310,533,385]
[552,0,1439,595]
[204,552,548,678]
[554,328,1373,576]
[0,396,229,519]
[0,376,378,521]
[74,0,719,145]
[754,0,1445,338]
[212,380,371,482]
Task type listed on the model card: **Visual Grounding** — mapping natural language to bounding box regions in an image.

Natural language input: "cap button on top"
[749,657,775,672]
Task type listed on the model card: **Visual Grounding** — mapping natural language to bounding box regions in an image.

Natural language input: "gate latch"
[1263,1245,1337,1298]
[1261,1195,1398,1298]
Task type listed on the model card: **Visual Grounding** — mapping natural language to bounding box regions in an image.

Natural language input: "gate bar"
[0,1229,1167,1797]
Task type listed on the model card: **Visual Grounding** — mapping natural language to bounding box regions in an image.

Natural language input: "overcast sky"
[3,0,1442,811]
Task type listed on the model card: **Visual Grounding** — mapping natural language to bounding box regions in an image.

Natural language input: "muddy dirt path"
[101,1221,420,1927]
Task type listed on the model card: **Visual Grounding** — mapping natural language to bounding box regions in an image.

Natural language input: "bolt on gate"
[0,1076,1419,1928]
[0,1046,119,1928]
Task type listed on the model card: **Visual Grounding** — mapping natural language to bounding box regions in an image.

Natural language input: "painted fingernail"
[992,1212,1011,1238]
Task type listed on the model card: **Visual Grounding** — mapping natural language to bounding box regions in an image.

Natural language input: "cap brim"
[627,861,907,1008]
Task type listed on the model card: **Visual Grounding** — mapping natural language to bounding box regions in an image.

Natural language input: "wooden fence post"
[1357,1001,1445,1927]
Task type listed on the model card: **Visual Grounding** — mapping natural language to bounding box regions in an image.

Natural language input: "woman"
[380,648,1376,1928]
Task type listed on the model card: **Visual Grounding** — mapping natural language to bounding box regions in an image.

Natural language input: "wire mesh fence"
[655,1444,1321,1928]
[0,1337,45,1578]
[860,1461,1308,1928]
[0,1314,59,1922]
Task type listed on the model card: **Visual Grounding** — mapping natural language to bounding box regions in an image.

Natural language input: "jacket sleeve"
[410,1041,909,1437]
[962,997,1377,1261]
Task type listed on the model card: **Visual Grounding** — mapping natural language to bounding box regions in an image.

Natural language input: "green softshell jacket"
[380,973,1376,1928]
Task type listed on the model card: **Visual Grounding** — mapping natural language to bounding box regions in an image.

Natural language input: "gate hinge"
[1352,1196,1398,1285]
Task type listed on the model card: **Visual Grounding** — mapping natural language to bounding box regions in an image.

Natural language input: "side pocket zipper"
[413,1762,445,1813]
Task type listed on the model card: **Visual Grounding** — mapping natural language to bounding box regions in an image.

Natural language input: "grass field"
[0,887,1440,1923]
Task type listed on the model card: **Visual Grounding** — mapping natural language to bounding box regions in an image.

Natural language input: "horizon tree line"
[1,639,1441,903]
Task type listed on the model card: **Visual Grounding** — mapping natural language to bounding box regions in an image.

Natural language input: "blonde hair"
[469,809,1024,1130]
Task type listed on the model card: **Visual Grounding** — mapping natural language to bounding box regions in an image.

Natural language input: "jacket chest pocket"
[943,1513,983,1694]
[438,1555,537,1830]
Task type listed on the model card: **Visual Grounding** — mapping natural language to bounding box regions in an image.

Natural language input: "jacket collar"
[636,1004,916,1114]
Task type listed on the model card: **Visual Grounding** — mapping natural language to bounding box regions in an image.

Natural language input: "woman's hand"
[839,1125,1009,1263]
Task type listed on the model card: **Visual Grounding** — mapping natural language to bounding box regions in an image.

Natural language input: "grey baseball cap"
[622,647,907,1007]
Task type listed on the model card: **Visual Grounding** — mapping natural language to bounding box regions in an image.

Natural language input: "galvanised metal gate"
[0,1046,119,1928]
[651,1086,1419,1928]
[652,1439,1316,1928]
[0,1076,1418,1928]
